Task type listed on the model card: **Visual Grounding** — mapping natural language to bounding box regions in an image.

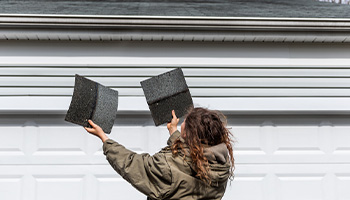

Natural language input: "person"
[85,107,235,200]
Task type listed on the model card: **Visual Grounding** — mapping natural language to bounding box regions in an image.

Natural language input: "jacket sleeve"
[167,130,181,146]
[102,138,173,200]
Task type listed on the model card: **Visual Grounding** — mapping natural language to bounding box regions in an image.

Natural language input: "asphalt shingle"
[141,68,194,126]
[1,0,350,18]
[65,74,119,134]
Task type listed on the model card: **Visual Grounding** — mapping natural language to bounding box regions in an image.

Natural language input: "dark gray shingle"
[141,68,194,126]
[65,75,119,134]
[1,0,350,18]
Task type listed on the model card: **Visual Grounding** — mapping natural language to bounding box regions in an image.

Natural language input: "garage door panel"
[0,165,147,200]
[27,125,92,164]
[2,164,349,200]
[34,175,85,200]
[273,126,327,159]
[0,127,25,164]
[275,174,325,200]
[0,127,24,151]
[226,174,267,200]
[0,124,170,165]
[35,127,87,155]
[0,175,23,200]
[112,126,153,153]
[333,127,350,154]
[96,176,145,200]
[274,127,321,151]
[234,124,350,164]
[336,174,350,200]
[2,118,350,165]
[224,164,350,200]
[232,127,267,164]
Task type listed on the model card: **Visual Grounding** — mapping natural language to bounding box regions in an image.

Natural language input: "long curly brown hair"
[171,107,235,184]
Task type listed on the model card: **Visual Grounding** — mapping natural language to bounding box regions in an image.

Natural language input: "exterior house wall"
[1,40,350,113]
[0,40,350,200]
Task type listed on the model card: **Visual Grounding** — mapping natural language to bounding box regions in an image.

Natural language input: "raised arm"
[103,140,172,199]
[84,120,173,199]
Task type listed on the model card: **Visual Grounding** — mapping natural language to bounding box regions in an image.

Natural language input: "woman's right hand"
[167,110,179,135]
[85,120,109,143]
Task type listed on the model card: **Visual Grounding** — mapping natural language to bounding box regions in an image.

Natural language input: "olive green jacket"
[103,130,231,200]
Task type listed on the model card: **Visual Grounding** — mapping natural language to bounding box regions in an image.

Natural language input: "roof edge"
[1,14,350,42]
[2,14,350,21]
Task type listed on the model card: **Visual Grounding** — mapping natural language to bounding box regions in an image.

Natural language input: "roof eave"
[1,14,350,42]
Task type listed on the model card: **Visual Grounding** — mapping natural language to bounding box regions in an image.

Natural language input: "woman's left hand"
[85,120,109,143]
[167,110,179,135]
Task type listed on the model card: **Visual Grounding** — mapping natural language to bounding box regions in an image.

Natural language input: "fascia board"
[1,14,350,42]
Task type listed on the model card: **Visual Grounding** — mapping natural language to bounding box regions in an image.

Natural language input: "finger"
[172,110,177,119]
[88,120,97,128]
[84,127,95,133]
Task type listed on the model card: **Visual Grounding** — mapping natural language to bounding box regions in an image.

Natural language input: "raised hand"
[167,110,179,135]
[85,120,109,142]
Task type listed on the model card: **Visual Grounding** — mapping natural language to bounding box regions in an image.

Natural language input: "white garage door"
[1,114,349,200]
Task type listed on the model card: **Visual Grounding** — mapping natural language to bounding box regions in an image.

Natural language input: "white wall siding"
[0,41,350,114]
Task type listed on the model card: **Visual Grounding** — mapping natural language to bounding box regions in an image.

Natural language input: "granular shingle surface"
[65,74,119,134]
[1,0,350,18]
[141,68,188,105]
[92,84,119,134]
[149,90,194,126]
[65,74,97,128]
[141,68,194,126]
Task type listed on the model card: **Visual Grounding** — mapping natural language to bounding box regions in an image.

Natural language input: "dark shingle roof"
[1,0,350,18]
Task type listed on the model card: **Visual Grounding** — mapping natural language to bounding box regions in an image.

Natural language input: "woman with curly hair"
[85,107,235,200]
